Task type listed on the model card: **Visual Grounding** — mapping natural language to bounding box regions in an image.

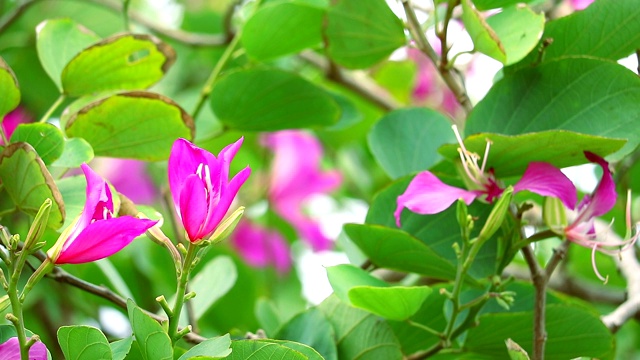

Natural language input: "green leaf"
[349,286,432,321]
[178,334,232,360]
[0,56,20,118]
[126,299,172,360]
[61,34,176,96]
[506,339,530,360]
[50,137,94,168]
[515,0,640,66]
[65,91,194,160]
[344,224,459,281]
[188,255,238,320]
[276,308,337,360]
[438,130,626,178]
[461,0,505,63]
[57,325,112,360]
[259,340,324,360]
[318,295,404,360]
[255,298,282,337]
[326,264,387,303]
[325,0,406,69]
[110,337,133,360]
[10,123,64,165]
[486,5,544,65]
[0,142,65,229]
[55,175,85,230]
[210,69,340,131]
[368,107,455,179]
[466,58,640,158]
[471,0,538,11]
[242,1,325,61]
[36,18,101,91]
[464,305,615,359]
[224,340,307,360]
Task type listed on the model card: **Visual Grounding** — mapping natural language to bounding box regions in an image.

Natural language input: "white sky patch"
[562,163,598,193]
[99,307,131,338]
[294,246,349,305]
[619,53,639,74]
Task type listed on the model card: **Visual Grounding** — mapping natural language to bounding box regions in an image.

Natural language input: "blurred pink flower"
[1,107,31,145]
[168,138,251,243]
[91,158,158,205]
[407,48,460,116]
[0,337,47,360]
[262,131,341,251]
[231,220,291,274]
[569,0,593,10]
[51,164,157,264]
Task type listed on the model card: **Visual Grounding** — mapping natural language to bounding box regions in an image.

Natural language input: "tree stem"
[167,242,198,344]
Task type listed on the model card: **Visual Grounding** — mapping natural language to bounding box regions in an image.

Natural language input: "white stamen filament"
[452,125,488,186]
[480,139,492,173]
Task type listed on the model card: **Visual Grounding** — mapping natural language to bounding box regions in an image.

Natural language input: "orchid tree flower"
[231,220,292,274]
[168,138,251,244]
[569,0,593,10]
[91,158,158,205]
[1,107,31,145]
[49,164,157,264]
[262,131,342,251]
[0,337,47,360]
[395,126,577,227]
[563,152,638,281]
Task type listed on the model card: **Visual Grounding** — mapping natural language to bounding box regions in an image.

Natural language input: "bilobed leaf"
[61,34,176,96]
[461,0,505,63]
[110,337,133,360]
[10,123,64,165]
[178,334,232,360]
[0,143,65,229]
[368,107,455,179]
[0,56,20,118]
[36,18,101,91]
[466,58,640,158]
[65,91,194,160]
[464,305,614,359]
[515,0,640,66]
[126,299,172,360]
[224,340,307,360]
[58,326,112,360]
[343,224,459,281]
[349,286,432,321]
[325,0,406,69]
[438,131,626,178]
[318,295,404,360]
[242,1,325,60]
[486,5,544,65]
[210,69,340,131]
[276,308,338,360]
[50,137,94,168]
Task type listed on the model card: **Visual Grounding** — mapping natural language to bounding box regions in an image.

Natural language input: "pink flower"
[0,337,47,360]
[569,0,593,10]
[168,138,251,243]
[231,220,292,274]
[262,131,341,251]
[50,164,157,264]
[564,152,637,280]
[1,107,31,145]
[407,48,460,116]
[91,158,158,205]
[395,126,577,226]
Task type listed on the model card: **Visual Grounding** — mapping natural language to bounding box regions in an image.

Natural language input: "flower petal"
[231,221,292,274]
[513,162,577,210]
[179,174,209,242]
[395,171,478,227]
[168,138,208,213]
[55,217,157,264]
[583,151,617,218]
[0,337,48,360]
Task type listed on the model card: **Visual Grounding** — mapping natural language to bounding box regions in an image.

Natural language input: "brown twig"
[520,245,547,360]
[401,0,473,116]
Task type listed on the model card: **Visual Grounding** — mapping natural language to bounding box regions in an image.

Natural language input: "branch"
[299,51,400,111]
[520,245,547,360]
[401,0,473,116]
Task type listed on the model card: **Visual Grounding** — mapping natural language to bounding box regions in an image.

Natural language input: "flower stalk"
[167,241,199,344]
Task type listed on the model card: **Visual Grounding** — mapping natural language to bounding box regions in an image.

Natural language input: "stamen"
[591,244,608,283]
[452,125,467,155]
[480,138,492,173]
[458,148,482,186]
[196,163,204,178]
[626,189,632,237]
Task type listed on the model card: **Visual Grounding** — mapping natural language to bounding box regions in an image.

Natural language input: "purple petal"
[231,221,292,274]
[0,337,48,360]
[513,162,577,210]
[179,175,209,242]
[573,152,617,223]
[1,108,31,146]
[395,171,478,227]
[56,217,157,264]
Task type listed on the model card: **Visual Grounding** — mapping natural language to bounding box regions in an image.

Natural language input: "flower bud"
[478,186,513,243]
[505,338,530,360]
[543,196,567,235]
[207,206,245,245]
[23,199,52,254]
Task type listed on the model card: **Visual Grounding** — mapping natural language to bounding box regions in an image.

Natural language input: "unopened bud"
[506,338,531,360]
[23,199,52,253]
[478,186,513,244]
[208,206,245,245]
[543,196,567,235]
[0,295,9,313]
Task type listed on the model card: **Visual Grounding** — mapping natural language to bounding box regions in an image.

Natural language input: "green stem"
[167,242,198,344]
[7,250,31,359]
[20,258,53,302]
[38,95,65,123]
[191,33,242,120]
[122,0,131,31]
[407,320,443,338]
[443,241,468,341]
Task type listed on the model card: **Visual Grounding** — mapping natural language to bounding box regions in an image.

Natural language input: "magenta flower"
[50,164,157,264]
[569,0,593,10]
[395,127,577,226]
[231,220,292,274]
[564,152,637,280]
[262,131,341,251]
[1,107,31,145]
[168,138,251,243]
[91,158,158,205]
[0,337,47,360]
